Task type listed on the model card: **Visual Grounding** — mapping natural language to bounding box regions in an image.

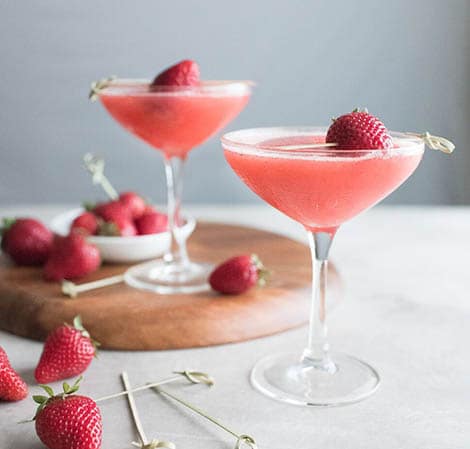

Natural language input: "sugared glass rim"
[221,126,425,158]
[97,79,253,97]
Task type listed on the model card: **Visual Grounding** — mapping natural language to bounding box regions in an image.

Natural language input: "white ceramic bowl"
[50,208,196,263]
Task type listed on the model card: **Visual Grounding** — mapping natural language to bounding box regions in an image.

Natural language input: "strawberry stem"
[0,217,16,236]
[29,376,83,420]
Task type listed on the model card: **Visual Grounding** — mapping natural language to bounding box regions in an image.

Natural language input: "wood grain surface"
[0,222,340,350]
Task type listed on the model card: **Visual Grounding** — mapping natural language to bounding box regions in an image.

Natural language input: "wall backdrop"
[0,0,469,205]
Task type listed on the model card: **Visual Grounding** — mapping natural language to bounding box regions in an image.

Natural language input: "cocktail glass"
[95,80,252,294]
[222,127,424,406]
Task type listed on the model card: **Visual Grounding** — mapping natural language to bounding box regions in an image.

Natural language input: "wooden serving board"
[0,222,340,350]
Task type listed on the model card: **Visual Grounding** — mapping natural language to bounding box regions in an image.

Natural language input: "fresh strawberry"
[33,377,102,449]
[44,234,101,281]
[152,59,200,86]
[1,218,53,266]
[326,109,393,150]
[142,204,159,214]
[71,212,99,235]
[119,191,146,219]
[0,346,28,401]
[35,316,98,384]
[209,254,268,295]
[135,211,168,235]
[99,216,137,237]
[94,200,130,222]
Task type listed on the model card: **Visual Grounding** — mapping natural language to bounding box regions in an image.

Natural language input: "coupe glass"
[222,127,424,406]
[95,80,252,294]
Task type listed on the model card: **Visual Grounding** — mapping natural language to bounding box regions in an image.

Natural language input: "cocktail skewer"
[94,371,214,403]
[266,132,454,154]
[62,275,125,298]
[151,386,257,449]
[121,372,175,449]
[83,153,119,200]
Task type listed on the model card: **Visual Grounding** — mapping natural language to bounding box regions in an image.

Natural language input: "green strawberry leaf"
[32,395,48,404]
[39,385,55,397]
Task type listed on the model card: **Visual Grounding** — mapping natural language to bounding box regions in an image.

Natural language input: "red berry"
[1,218,53,266]
[209,254,268,295]
[34,378,102,449]
[326,109,393,150]
[94,200,130,222]
[0,346,28,401]
[119,191,146,219]
[35,316,98,384]
[44,234,101,281]
[152,59,200,86]
[99,215,137,237]
[135,211,168,235]
[71,212,99,235]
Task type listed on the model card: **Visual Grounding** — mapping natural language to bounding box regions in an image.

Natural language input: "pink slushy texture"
[100,84,249,159]
[224,135,423,231]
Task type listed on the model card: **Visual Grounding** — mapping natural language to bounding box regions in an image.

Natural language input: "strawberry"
[1,218,53,266]
[33,377,102,449]
[0,346,28,401]
[326,109,393,150]
[209,254,268,295]
[152,59,200,86]
[44,234,101,281]
[135,211,168,235]
[71,212,99,235]
[94,200,130,223]
[99,216,137,237]
[35,316,98,384]
[119,191,146,219]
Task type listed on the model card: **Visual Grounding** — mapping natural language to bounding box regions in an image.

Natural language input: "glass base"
[124,259,213,294]
[251,351,380,407]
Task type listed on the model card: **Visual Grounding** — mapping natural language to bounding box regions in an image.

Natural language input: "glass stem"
[163,156,189,267]
[302,230,336,373]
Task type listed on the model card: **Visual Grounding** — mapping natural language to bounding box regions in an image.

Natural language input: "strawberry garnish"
[209,254,268,295]
[152,59,200,86]
[33,377,102,449]
[44,234,101,281]
[1,218,53,266]
[35,316,98,384]
[0,346,28,401]
[326,108,393,150]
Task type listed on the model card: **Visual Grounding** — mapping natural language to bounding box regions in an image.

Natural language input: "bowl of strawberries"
[50,191,195,263]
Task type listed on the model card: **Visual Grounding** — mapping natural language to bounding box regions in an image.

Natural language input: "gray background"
[0,0,468,206]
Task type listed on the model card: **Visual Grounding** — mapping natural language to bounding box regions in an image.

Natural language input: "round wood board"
[0,222,341,350]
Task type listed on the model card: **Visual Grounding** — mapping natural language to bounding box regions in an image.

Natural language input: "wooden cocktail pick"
[269,132,455,154]
[151,385,257,449]
[94,371,214,403]
[62,275,125,298]
[82,153,119,200]
[121,372,175,449]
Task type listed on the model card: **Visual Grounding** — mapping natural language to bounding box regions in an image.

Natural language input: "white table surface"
[0,204,468,449]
